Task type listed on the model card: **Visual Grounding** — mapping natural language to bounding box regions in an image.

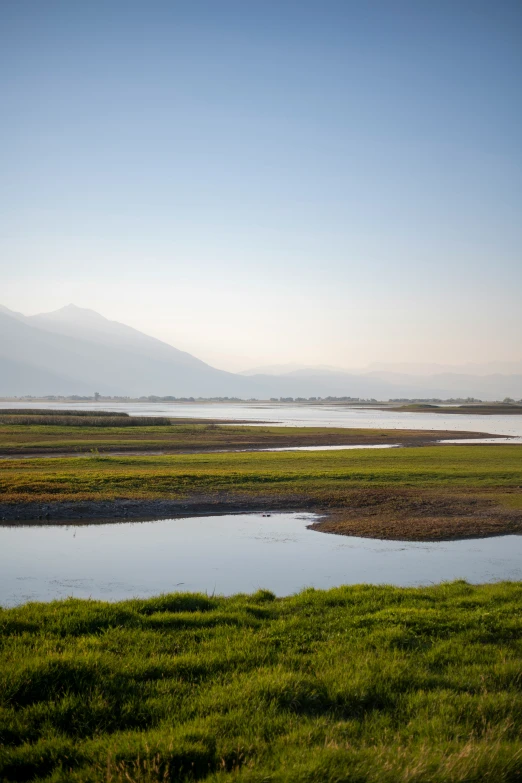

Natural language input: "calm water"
[260,444,401,451]
[2,513,521,607]
[2,401,521,437]
[260,440,522,451]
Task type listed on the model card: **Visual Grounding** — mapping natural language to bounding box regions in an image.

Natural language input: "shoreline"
[2,490,522,542]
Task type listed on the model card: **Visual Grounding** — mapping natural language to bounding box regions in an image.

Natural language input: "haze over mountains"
[0,304,521,400]
[240,361,522,378]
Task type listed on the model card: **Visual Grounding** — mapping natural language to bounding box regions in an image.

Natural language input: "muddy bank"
[0,494,310,524]
[2,488,522,541]
[309,489,522,541]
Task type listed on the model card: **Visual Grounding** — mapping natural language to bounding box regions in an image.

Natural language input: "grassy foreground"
[1,582,522,782]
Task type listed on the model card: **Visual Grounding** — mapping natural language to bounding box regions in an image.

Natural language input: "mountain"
[242,360,522,379]
[28,305,206,369]
[242,368,522,400]
[239,363,347,376]
[0,304,520,399]
[365,361,522,377]
[362,370,522,398]
[0,305,252,397]
[0,355,92,396]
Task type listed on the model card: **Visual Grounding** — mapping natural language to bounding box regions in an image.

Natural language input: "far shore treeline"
[1,395,522,405]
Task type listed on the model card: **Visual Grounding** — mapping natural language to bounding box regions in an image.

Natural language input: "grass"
[1,445,521,504]
[0,410,128,417]
[2,444,521,539]
[1,582,521,782]
[0,416,171,427]
[0,421,499,456]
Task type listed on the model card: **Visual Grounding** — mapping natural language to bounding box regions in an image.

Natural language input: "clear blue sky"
[2,0,521,370]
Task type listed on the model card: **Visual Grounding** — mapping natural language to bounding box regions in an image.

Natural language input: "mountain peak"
[34,304,111,324]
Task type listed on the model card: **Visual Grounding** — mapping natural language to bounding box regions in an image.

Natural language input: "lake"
[1,400,522,437]
[2,512,521,607]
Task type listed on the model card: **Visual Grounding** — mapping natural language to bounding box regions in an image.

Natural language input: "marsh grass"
[1,582,521,781]
[0,416,171,427]
[0,410,128,417]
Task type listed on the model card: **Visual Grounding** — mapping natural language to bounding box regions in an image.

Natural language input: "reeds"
[0,409,126,416]
[0,415,171,426]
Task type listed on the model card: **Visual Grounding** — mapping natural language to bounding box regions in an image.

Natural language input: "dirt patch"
[309,489,522,541]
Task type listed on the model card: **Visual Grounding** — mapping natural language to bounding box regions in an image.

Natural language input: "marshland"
[4,0,522,778]
[0,410,521,541]
[0,408,503,457]
[1,407,522,782]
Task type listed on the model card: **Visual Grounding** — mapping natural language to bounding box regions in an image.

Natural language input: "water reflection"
[2,513,521,607]
[260,444,401,452]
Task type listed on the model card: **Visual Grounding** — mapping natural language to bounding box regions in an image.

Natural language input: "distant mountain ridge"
[365,360,522,377]
[241,360,522,378]
[0,305,250,397]
[28,304,209,369]
[0,304,520,400]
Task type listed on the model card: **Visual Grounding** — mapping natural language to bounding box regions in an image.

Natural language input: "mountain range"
[0,304,521,400]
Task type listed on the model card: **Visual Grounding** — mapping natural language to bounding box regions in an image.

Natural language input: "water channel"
[2,512,521,607]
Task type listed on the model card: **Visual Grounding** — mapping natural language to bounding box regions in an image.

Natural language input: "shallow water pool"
[2,513,521,607]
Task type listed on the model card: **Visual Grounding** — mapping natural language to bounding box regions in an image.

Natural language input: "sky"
[1,0,521,372]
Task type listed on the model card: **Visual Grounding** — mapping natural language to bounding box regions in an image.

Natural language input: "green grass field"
[1,582,521,782]
[1,445,521,503]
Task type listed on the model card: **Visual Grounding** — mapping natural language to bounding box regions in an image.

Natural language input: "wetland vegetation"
[1,436,521,539]
[2,413,521,780]
[0,415,501,458]
[2,423,522,782]
[0,410,172,427]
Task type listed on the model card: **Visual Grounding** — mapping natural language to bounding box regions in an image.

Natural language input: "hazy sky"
[2,0,521,371]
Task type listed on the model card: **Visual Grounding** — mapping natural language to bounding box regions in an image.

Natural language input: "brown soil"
[309,489,522,541]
